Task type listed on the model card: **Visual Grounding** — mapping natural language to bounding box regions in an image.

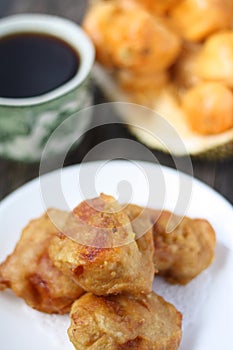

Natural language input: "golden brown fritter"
[124,204,216,284]
[182,82,233,135]
[49,194,154,296]
[68,292,182,350]
[196,31,233,88]
[0,209,84,314]
[83,1,181,73]
[150,210,216,284]
[169,0,233,42]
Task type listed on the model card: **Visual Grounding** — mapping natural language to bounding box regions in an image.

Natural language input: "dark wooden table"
[0,0,233,205]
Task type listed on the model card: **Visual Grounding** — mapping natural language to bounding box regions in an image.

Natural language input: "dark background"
[0,0,232,205]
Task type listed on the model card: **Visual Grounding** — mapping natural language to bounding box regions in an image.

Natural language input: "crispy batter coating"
[83,1,181,73]
[150,210,216,284]
[49,194,154,296]
[182,82,233,135]
[196,31,233,88]
[124,204,216,284]
[123,203,154,241]
[68,292,182,350]
[0,209,84,314]
[169,0,233,41]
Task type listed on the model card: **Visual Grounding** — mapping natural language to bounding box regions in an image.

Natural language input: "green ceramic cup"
[0,14,95,162]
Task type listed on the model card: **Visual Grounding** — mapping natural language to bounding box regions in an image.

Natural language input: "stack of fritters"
[49,194,154,296]
[83,0,233,136]
[0,193,216,349]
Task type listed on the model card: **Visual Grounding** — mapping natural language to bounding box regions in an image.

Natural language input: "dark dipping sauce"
[0,33,80,98]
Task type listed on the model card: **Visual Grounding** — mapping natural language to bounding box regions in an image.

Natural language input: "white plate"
[0,160,233,350]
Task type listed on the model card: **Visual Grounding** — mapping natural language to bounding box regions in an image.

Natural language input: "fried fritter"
[0,209,84,314]
[49,194,154,296]
[68,292,182,350]
[83,1,181,73]
[182,82,233,135]
[196,31,233,88]
[150,210,216,284]
[124,204,216,284]
[169,0,233,41]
